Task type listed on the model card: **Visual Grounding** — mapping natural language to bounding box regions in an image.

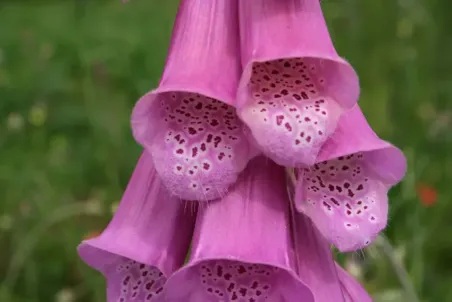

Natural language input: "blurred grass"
[0,0,451,301]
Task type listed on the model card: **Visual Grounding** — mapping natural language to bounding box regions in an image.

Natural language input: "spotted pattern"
[239,58,342,167]
[110,259,166,302]
[196,261,282,301]
[151,92,250,201]
[296,152,389,251]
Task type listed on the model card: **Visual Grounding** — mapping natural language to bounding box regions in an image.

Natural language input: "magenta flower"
[131,0,253,201]
[162,156,313,301]
[78,152,196,301]
[236,0,359,167]
[80,1,406,301]
[295,105,407,251]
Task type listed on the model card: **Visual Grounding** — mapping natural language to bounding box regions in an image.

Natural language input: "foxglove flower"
[335,264,373,302]
[237,0,359,167]
[131,0,253,201]
[78,152,196,302]
[295,106,406,251]
[162,156,314,301]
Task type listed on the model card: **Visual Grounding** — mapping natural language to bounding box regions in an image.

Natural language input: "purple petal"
[336,264,373,302]
[295,106,406,251]
[293,213,346,301]
[78,152,196,302]
[131,0,253,201]
[163,156,314,301]
[237,0,359,167]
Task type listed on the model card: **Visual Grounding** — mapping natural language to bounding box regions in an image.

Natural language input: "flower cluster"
[78,0,406,301]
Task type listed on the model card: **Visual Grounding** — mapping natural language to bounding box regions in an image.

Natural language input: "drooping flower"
[295,105,406,252]
[78,152,196,302]
[131,0,253,201]
[236,0,359,167]
[335,264,373,302]
[162,156,314,301]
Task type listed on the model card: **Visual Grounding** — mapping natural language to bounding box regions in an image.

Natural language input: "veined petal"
[132,0,253,201]
[292,212,346,302]
[335,264,373,302]
[78,152,196,302]
[237,0,359,167]
[295,106,406,252]
[163,157,314,302]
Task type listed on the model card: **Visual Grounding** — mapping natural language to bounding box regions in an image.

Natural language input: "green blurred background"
[0,0,451,301]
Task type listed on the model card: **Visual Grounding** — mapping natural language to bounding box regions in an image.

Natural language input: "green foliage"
[0,0,451,301]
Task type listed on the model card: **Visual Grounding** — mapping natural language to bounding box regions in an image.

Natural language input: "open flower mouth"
[198,260,280,301]
[239,58,342,167]
[296,152,389,251]
[113,259,166,302]
[149,91,250,201]
[165,259,312,302]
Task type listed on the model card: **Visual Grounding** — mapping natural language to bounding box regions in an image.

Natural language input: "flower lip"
[78,250,168,302]
[238,59,343,167]
[77,152,196,301]
[162,156,314,301]
[236,56,349,167]
[164,258,312,302]
[290,178,371,301]
[133,90,252,202]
